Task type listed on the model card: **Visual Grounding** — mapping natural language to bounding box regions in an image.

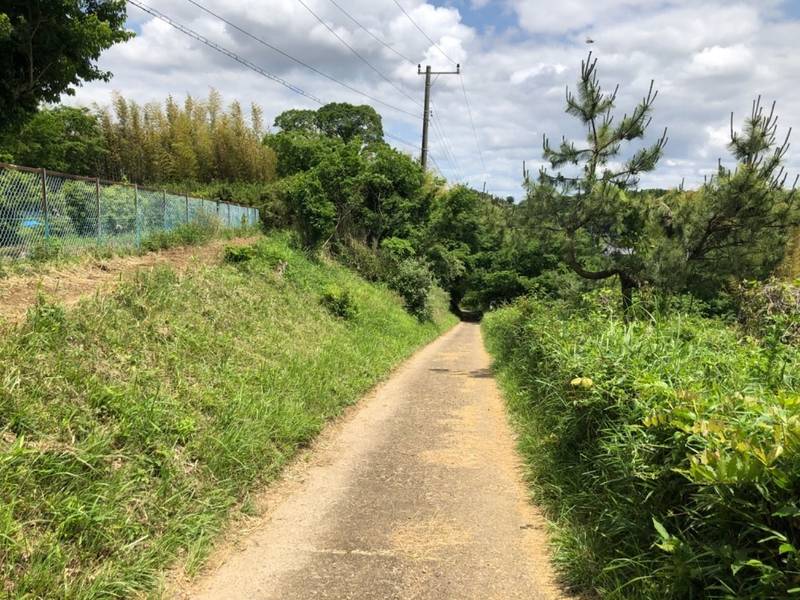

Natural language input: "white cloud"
[65,0,800,198]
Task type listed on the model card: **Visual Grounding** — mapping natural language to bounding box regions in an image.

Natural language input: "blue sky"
[71,0,800,199]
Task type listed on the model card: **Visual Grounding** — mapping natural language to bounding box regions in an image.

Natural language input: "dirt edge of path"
[0,236,260,324]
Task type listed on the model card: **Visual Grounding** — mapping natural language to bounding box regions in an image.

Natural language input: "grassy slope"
[0,233,456,598]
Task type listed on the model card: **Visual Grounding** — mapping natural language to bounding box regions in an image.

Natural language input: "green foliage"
[0,233,456,597]
[272,102,384,145]
[320,284,358,319]
[0,106,106,174]
[0,2,132,132]
[735,278,800,345]
[484,297,800,599]
[526,55,799,309]
[98,91,276,186]
[140,219,219,253]
[385,257,435,320]
[222,244,258,264]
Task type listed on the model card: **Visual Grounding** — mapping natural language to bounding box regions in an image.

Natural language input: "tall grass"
[0,233,456,598]
[484,296,800,599]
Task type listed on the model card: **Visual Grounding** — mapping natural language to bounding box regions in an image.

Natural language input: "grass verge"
[483,296,800,599]
[0,232,456,598]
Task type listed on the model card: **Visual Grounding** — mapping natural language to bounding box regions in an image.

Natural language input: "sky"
[68,0,800,200]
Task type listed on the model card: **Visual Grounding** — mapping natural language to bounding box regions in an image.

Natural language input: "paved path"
[184,323,566,600]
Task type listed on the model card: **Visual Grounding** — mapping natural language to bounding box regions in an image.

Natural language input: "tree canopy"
[0,1,132,132]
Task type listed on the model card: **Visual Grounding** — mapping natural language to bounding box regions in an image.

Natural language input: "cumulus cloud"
[67,0,800,198]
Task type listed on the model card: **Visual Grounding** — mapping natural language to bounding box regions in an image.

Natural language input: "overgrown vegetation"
[484,294,800,599]
[0,233,456,597]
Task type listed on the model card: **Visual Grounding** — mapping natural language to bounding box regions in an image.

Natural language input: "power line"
[326,0,416,65]
[183,0,419,119]
[126,0,418,158]
[430,105,464,182]
[294,0,421,108]
[384,131,417,149]
[391,0,457,66]
[126,0,323,104]
[459,73,487,180]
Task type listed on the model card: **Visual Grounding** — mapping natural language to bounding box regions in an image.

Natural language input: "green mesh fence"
[0,163,259,261]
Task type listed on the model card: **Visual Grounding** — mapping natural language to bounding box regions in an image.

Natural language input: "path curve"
[180,323,569,600]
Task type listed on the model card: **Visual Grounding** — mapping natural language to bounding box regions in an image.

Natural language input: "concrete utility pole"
[418,63,460,171]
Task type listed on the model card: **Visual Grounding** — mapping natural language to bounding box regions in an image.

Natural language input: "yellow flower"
[570,377,594,389]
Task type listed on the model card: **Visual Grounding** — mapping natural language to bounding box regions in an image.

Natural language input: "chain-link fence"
[0,162,260,260]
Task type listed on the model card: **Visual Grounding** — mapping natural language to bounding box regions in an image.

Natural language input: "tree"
[528,53,668,311]
[272,103,384,145]
[272,109,318,135]
[653,98,799,298]
[0,106,106,174]
[0,1,133,132]
[528,54,799,310]
[316,103,383,145]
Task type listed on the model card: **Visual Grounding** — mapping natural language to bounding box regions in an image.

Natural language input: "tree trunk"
[619,272,635,319]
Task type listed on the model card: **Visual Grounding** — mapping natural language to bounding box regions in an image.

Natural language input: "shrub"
[223,244,258,264]
[736,278,800,345]
[334,239,383,282]
[386,258,434,320]
[320,284,358,319]
[484,297,800,599]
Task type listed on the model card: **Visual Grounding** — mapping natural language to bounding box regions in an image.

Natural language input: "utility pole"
[418,63,460,171]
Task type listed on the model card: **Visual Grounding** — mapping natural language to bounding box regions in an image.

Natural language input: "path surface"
[181,323,568,600]
[0,237,257,323]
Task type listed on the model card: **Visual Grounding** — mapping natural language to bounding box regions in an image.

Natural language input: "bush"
[484,297,800,599]
[736,278,800,345]
[320,284,358,319]
[386,258,434,320]
[223,244,258,264]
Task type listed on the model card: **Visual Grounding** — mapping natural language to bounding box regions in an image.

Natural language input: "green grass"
[0,232,456,598]
[483,296,800,599]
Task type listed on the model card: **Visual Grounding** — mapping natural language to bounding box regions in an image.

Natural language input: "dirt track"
[0,237,257,323]
[178,323,570,600]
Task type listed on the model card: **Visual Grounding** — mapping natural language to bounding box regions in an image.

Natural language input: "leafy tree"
[0,106,106,174]
[273,109,318,135]
[272,103,384,145]
[0,1,133,132]
[316,103,383,145]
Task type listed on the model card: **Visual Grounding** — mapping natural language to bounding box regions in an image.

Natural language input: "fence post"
[40,168,50,240]
[185,194,189,224]
[96,177,101,241]
[134,184,141,249]
[227,203,231,228]
[162,189,167,229]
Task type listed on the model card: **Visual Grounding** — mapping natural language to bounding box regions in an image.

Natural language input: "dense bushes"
[484,296,800,599]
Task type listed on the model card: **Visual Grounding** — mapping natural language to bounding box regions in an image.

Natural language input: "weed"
[320,284,358,319]
[484,296,800,599]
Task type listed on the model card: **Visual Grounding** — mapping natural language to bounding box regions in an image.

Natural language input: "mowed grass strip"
[0,233,457,598]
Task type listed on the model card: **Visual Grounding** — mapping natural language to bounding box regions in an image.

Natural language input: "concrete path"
[183,323,566,600]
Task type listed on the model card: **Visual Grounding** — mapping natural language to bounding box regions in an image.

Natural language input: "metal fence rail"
[0,162,259,260]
